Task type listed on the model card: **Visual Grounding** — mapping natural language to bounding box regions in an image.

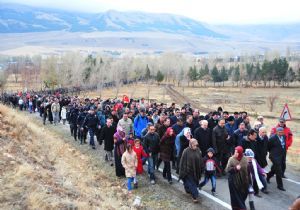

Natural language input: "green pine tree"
[156,70,164,85]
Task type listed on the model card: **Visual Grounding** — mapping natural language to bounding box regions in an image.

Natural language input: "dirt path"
[164,85,212,113]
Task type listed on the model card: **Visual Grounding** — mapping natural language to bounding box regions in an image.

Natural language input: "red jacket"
[271,124,293,150]
[133,145,148,174]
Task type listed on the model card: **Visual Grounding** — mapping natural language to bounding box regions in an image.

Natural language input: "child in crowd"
[121,144,138,194]
[244,149,268,210]
[127,132,135,146]
[199,148,221,196]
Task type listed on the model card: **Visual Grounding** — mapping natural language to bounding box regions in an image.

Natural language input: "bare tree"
[267,95,278,112]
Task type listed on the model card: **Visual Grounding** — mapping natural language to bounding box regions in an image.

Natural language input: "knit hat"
[244,149,255,158]
[227,116,235,122]
[207,147,215,154]
[276,127,284,132]
[147,122,153,126]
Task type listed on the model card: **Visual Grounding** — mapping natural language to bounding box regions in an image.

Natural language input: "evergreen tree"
[285,67,296,86]
[254,62,261,86]
[220,66,228,86]
[145,64,151,81]
[211,66,220,86]
[188,65,198,87]
[156,70,164,85]
[233,65,240,87]
[245,63,254,86]
[261,60,271,87]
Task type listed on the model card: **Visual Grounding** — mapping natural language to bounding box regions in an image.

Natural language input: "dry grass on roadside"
[0,105,131,210]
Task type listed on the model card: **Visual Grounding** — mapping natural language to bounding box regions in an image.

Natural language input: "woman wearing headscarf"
[175,127,191,174]
[225,146,249,210]
[179,138,202,203]
[114,126,126,177]
[160,127,176,184]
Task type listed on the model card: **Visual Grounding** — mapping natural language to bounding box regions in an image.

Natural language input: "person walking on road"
[226,146,249,210]
[267,127,287,191]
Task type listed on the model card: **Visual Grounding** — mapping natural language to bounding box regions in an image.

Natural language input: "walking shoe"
[266,175,270,184]
[168,180,173,184]
[277,187,286,191]
[212,191,218,196]
[92,146,96,149]
[134,183,138,189]
[192,198,199,203]
[261,189,269,194]
[282,175,287,178]
[254,193,262,198]
[150,180,156,185]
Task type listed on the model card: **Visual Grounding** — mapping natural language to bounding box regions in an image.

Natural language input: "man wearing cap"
[133,108,149,139]
[271,118,293,151]
[267,127,286,191]
[225,116,236,153]
[270,117,293,178]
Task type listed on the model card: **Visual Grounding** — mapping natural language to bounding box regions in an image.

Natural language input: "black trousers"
[268,158,284,188]
[216,150,230,173]
[163,161,172,181]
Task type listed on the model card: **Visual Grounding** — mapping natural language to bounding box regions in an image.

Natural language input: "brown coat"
[121,151,138,178]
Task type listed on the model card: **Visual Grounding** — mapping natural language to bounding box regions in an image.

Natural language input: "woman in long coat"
[225,146,249,210]
[114,126,126,177]
[160,127,175,183]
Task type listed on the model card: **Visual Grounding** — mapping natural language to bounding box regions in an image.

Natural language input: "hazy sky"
[2,0,300,24]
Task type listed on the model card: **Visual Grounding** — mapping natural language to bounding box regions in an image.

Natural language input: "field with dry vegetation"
[0,105,131,209]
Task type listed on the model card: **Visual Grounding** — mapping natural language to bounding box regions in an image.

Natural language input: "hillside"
[0,105,130,209]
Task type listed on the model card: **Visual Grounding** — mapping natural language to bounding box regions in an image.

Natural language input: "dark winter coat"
[255,135,269,168]
[159,134,175,162]
[194,127,211,156]
[100,125,116,151]
[83,113,99,131]
[212,125,229,154]
[143,132,160,154]
[268,135,286,164]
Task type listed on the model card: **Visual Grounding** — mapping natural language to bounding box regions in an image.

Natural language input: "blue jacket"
[225,123,235,137]
[96,110,106,127]
[134,114,148,138]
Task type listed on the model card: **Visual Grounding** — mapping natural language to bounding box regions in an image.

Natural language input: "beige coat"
[121,151,138,178]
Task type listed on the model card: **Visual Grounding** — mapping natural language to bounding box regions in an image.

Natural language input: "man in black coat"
[267,127,286,191]
[208,112,219,130]
[100,118,116,165]
[212,119,230,175]
[256,127,269,168]
[69,105,79,140]
[242,129,258,155]
[77,108,88,144]
[194,120,211,157]
[143,125,160,184]
[82,107,99,149]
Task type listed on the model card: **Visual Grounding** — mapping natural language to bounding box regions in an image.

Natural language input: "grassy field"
[83,83,173,104]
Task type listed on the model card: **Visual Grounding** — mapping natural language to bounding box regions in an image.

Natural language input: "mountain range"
[1,3,300,55]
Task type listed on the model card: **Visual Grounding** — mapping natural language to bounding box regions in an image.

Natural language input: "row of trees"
[187,58,300,87]
[1,53,300,92]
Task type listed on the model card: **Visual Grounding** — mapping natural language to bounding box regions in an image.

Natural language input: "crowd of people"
[0,91,297,210]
